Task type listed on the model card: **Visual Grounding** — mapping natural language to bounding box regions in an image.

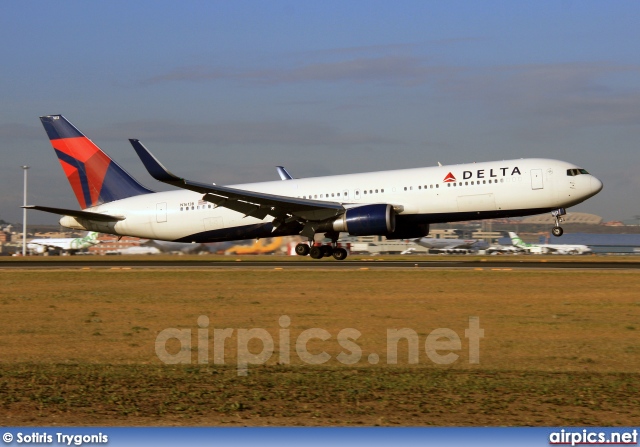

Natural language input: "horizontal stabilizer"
[24,205,125,221]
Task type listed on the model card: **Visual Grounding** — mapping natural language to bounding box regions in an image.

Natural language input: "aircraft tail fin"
[508,232,527,248]
[84,232,100,242]
[39,115,154,209]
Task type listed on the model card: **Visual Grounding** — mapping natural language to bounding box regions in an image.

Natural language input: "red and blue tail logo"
[40,115,153,209]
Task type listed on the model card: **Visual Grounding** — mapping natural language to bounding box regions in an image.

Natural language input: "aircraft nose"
[590,176,603,194]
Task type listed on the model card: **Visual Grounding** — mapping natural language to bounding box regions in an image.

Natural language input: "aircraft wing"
[129,139,345,222]
[24,206,126,221]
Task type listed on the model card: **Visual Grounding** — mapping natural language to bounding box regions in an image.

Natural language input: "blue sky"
[1,1,639,224]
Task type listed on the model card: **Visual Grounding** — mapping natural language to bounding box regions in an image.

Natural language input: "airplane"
[105,245,162,255]
[508,232,592,255]
[225,237,283,255]
[413,235,480,254]
[26,115,603,261]
[485,242,523,255]
[27,231,100,255]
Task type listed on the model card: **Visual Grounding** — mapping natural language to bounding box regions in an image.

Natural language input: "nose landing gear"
[551,208,566,237]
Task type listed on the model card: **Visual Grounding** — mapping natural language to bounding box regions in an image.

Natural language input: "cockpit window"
[567,168,589,176]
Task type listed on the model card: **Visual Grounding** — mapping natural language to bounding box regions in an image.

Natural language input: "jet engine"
[327,204,395,236]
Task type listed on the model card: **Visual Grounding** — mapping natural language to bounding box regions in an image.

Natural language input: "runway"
[1,259,639,270]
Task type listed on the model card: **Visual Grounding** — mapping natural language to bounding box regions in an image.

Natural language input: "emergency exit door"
[530,169,543,190]
[156,202,167,223]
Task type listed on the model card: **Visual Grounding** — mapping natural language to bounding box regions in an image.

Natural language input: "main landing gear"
[551,208,566,237]
[295,242,348,261]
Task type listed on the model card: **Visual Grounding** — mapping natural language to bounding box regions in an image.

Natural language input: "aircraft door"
[530,169,543,190]
[342,189,349,200]
[156,202,167,223]
[354,189,361,200]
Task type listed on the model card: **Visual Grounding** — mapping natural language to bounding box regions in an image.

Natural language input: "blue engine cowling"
[331,204,396,236]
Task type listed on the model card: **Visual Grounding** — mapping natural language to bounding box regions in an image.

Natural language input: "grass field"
[1,268,639,426]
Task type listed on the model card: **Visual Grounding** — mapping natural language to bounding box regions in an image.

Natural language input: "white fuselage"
[27,235,98,253]
[60,158,603,243]
[523,244,592,255]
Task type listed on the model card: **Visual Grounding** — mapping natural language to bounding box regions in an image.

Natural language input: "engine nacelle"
[32,245,46,254]
[330,204,396,236]
[60,216,89,231]
[385,222,430,240]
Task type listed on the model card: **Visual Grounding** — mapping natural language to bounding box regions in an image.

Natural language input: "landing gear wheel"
[550,208,566,238]
[295,243,310,256]
[320,245,333,258]
[332,247,348,261]
[309,246,324,259]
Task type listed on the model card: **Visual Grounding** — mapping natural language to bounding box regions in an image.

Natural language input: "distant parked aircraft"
[105,245,161,255]
[485,242,523,255]
[225,237,283,255]
[413,236,479,254]
[508,232,592,254]
[27,232,100,255]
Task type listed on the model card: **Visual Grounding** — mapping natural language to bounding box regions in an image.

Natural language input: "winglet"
[129,139,182,184]
[276,166,293,180]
